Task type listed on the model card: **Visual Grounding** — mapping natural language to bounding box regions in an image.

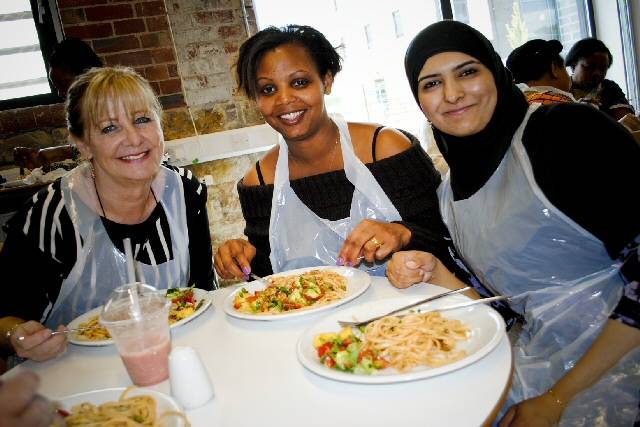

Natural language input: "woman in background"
[214,25,465,288]
[506,38,575,104]
[394,20,639,426]
[566,37,635,119]
[0,67,214,363]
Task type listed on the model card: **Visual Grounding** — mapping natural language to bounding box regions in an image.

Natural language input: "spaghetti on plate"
[74,288,204,342]
[314,311,470,374]
[58,387,189,426]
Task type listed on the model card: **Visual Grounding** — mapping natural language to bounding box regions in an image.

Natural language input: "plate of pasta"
[223,266,371,321]
[67,287,213,346]
[296,293,506,384]
[54,387,188,426]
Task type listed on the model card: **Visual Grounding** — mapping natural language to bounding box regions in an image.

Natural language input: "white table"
[4,278,512,426]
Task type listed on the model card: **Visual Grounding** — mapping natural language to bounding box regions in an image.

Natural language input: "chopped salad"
[233,270,347,314]
[313,327,388,375]
[166,286,204,324]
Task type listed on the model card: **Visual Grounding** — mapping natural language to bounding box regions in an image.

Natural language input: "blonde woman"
[0,67,214,363]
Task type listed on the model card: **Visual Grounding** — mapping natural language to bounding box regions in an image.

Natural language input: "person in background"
[0,371,57,427]
[13,39,103,173]
[214,25,464,287]
[566,37,635,120]
[0,67,214,364]
[395,20,639,426]
[506,39,576,104]
[48,38,103,99]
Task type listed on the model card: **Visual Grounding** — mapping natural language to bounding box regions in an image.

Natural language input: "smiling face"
[417,51,497,137]
[254,43,333,142]
[572,52,609,89]
[75,95,164,188]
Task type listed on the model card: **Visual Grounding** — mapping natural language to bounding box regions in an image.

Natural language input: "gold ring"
[370,237,384,249]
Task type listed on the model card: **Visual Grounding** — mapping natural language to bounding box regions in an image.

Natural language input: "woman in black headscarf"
[389,21,640,426]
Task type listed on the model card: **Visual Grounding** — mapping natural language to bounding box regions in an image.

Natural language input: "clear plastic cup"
[100,283,172,386]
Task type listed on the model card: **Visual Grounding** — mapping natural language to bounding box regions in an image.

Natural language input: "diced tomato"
[317,342,332,358]
[358,350,374,363]
[233,302,241,309]
[323,356,336,368]
[246,295,258,303]
[342,338,352,346]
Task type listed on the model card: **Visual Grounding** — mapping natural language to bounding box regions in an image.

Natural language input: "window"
[364,24,373,50]
[452,0,470,24]
[392,10,404,38]
[0,0,62,110]
[616,0,639,111]
[466,0,592,60]
[374,78,389,107]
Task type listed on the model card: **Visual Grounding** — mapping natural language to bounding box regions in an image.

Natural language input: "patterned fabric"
[524,90,575,105]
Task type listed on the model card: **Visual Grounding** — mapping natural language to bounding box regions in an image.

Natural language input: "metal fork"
[249,273,268,284]
[337,286,472,329]
[15,326,102,341]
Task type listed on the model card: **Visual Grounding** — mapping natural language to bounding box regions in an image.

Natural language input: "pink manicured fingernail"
[336,257,344,266]
[347,261,353,267]
[242,266,250,274]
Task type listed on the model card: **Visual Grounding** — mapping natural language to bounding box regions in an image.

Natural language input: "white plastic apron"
[439,104,639,426]
[269,115,402,275]
[45,163,190,327]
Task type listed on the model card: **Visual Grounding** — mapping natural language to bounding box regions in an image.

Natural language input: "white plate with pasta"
[55,387,188,426]
[67,287,213,346]
[296,293,506,384]
[223,266,371,321]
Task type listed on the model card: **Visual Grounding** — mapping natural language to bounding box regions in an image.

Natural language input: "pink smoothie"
[120,337,171,386]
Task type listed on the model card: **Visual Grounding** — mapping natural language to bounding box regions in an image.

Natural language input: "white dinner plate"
[297,292,506,384]
[67,288,213,346]
[56,387,188,426]
[223,266,371,321]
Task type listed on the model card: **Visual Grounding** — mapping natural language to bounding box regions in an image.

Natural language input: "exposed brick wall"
[59,0,185,111]
[166,0,263,134]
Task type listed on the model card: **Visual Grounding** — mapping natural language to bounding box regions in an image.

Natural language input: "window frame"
[0,0,63,111]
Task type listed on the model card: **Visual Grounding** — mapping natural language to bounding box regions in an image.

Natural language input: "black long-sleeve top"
[522,103,640,328]
[237,140,454,277]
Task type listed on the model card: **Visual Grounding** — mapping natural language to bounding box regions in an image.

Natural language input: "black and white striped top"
[0,165,214,323]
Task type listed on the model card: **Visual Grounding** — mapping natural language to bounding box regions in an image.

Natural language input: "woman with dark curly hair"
[214,25,475,295]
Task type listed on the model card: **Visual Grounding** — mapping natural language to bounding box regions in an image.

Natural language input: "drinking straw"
[123,238,141,318]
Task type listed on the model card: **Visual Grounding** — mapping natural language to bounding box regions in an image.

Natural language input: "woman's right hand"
[214,239,257,279]
[10,321,67,362]
[387,250,438,288]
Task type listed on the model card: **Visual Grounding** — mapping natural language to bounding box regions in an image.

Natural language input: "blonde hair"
[66,66,162,138]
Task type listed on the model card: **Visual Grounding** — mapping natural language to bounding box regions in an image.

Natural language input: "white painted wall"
[592,0,627,91]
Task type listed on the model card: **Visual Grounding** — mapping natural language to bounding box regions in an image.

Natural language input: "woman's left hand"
[338,220,411,267]
[499,394,564,427]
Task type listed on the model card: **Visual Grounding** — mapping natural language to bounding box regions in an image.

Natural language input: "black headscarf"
[404,20,528,200]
